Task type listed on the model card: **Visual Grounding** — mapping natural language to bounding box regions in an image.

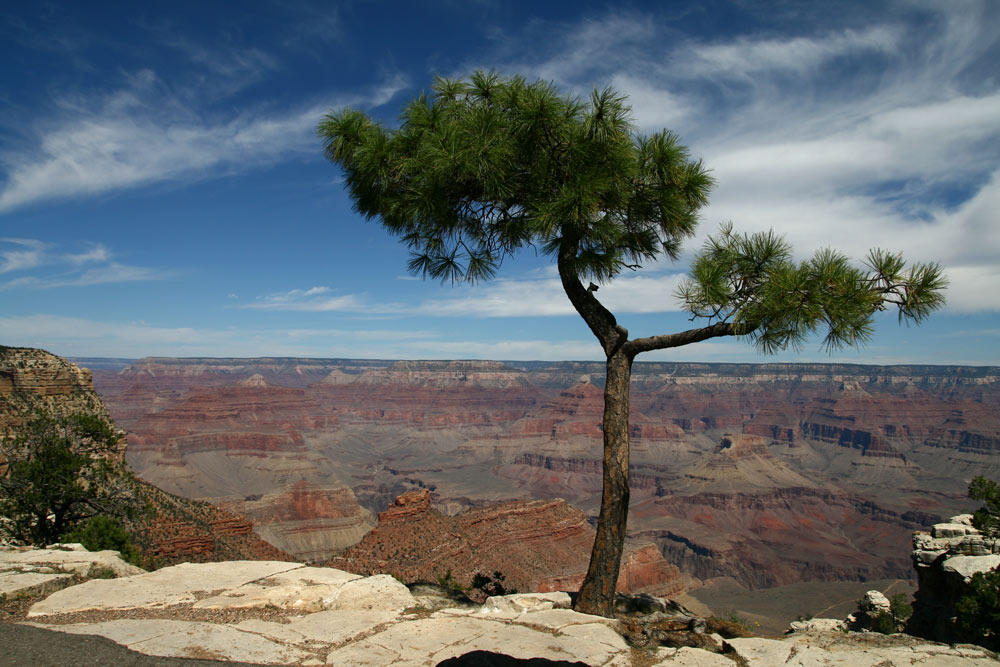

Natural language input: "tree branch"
[557,241,628,356]
[625,321,743,357]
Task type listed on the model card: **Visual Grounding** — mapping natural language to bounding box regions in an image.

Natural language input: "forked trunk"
[574,350,633,617]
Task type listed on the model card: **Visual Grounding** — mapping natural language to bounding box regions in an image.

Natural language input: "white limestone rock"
[192,566,360,612]
[861,589,891,614]
[653,647,733,666]
[0,571,74,599]
[724,637,792,665]
[45,619,314,664]
[942,554,1000,582]
[0,544,145,578]
[28,560,302,617]
[788,617,848,633]
[479,591,572,617]
[323,573,415,612]
[933,523,975,539]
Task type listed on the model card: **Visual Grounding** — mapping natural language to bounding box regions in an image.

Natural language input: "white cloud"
[493,3,999,316]
[416,273,687,318]
[0,238,47,273]
[687,27,899,78]
[0,238,170,289]
[0,73,407,214]
[66,244,110,264]
[246,271,689,319]
[243,287,364,312]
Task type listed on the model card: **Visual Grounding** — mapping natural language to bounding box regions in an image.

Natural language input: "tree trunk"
[574,349,633,617]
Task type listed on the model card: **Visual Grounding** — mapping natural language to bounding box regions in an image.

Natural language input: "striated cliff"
[328,489,689,597]
[90,356,1000,589]
[0,346,126,465]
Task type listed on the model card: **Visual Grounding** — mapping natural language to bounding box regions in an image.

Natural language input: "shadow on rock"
[436,651,588,666]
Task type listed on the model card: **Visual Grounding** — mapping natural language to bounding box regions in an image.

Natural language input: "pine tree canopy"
[320,71,710,284]
[319,71,945,355]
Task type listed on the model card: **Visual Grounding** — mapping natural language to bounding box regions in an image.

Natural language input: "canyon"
[88,356,1000,597]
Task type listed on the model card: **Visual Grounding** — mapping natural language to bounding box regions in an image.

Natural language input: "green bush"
[0,410,134,546]
[867,611,898,634]
[955,566,1000,650]
[61,515,142,567]
[969,476,1000,540]
[890,593,912,624]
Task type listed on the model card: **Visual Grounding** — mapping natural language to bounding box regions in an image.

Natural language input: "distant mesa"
[238,373,269,387]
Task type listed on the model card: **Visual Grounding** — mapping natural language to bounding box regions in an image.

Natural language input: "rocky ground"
[2,545,997,666]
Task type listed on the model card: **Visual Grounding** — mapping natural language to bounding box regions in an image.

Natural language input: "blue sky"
[1,0,998,363]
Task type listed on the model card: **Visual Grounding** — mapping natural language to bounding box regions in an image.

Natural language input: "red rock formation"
[329,490,687,598]
[379,488,433,520]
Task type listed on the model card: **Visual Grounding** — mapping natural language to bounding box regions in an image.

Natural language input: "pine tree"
[319,72,946,616]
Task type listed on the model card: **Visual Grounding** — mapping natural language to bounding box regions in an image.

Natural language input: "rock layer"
[90,357,1000,589]
[329,489,688,598]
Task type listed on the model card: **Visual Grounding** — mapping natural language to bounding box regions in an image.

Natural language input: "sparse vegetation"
[437,569,464,594]
[954,477,1000,649]
[969,475,1000,540]
[61,515,142,567]
[714,612,759,637]
[955,566,1000,650]
[889,593,912,624]
[851,592,911,634]
[0,410,137,546]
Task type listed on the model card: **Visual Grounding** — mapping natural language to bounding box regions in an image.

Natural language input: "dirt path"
[811,580,908,619]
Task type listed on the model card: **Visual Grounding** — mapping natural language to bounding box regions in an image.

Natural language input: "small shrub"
[969,476,1000,540]
[705,616,754,638]
[889,593,912,623]
[62,515,141,567]
[955,565,1000,650]
[85,564,117,580]
[867,611,898,634]
[437,569,464,593]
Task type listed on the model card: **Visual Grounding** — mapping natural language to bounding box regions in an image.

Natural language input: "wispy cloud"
[243,287,365,312]
[245,271,689,318]
[687,27,899,79]
[0,238,47,273]
[477,2,1000,316]
[66,243,110,264]
[0,238,170,289]
[0,68,407,214]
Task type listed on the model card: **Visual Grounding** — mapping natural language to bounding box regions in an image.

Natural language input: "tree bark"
[574,349,633,616]
[556,242,741,616]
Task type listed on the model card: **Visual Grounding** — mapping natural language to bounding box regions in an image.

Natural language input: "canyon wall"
[89,357,1000,588]
[0,347,293,566]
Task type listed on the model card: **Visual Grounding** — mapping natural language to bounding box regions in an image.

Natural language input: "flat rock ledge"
[1,543,144,600]
[8,557,998,666]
